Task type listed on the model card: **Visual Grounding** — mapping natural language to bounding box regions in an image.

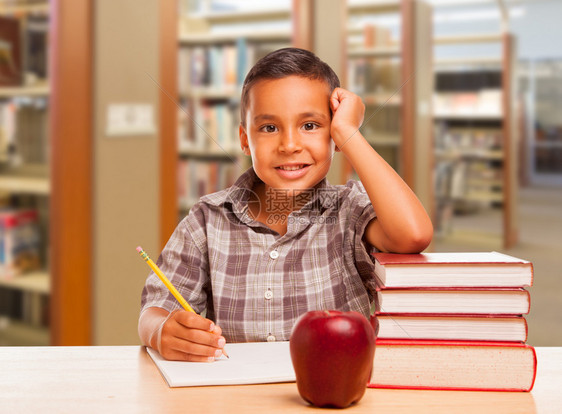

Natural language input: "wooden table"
[0,346,560,413]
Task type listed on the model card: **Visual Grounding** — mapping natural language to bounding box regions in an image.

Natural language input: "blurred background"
[0,0,560,347]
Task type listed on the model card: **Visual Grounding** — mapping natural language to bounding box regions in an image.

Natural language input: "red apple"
[290,310,376,408]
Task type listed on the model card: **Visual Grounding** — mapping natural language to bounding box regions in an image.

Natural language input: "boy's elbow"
[406,221,433,253]
[391,221,433,254]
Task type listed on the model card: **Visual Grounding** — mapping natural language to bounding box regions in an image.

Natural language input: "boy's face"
[239,76,335,197]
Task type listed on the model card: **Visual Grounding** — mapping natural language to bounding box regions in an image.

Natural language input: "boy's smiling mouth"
[276,164,310,171]
[274,163,312,179]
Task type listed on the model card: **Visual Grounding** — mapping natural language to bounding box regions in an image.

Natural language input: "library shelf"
[0,2,49,15]
[179,146,243,160]
[432,32,518,248]
[178,199,198,213]
[344,0,434,214]
[535,141,562,150]
[179,30,291,45]
[0,0,52,346]
[0,175,50,195]
[434,57,503,68]
[176,3,295,217]
[433,113,503,121]
[435,149,504,161]
[348,46,401,58]
[363,93,402,106]
[181,87,238,100]
[348,0,400,14]
[188,7,291,24]
[0,319,49,346]
[0,271,50,295]
[434,33,503,45]
[365,133,402,147]
[464,192,504,203]
[0,85,50,98]
[466,177,503,187]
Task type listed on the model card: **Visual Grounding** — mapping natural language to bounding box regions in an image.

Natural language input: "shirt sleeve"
[140,203,210,316]
[344,180,379,301]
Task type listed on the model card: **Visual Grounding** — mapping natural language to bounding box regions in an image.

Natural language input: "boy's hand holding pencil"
[137,247,228,362]
[154,309,227,362]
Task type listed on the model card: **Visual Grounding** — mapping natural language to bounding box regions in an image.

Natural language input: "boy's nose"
[278,129,303,153]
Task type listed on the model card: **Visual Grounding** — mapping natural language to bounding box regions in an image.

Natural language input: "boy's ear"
[239,124,251,155]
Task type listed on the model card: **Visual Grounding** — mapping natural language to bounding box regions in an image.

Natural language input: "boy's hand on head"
[156,310,226,362]
[330,88,365,150]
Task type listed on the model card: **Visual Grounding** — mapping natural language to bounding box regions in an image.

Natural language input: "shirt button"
[269,250,279,259]
[267,335,276,342]
[264,290,273,300]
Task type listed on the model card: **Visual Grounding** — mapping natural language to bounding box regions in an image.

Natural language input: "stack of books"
[368,251,536,391]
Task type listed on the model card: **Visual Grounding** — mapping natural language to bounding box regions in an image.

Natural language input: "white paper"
[146,341,296,387]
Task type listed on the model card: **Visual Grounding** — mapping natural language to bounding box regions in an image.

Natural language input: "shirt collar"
[200,167,332,214]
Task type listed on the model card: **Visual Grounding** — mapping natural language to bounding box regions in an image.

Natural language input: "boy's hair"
[240,47,340,127]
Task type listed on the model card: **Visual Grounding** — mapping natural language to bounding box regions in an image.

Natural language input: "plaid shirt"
[140,168,378,343]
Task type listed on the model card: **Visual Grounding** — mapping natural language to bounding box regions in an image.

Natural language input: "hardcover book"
[376,288,530,315]
[0,16,21,86]
[369,339,536,392]
[376,314,527,342]
[372,251,533,288]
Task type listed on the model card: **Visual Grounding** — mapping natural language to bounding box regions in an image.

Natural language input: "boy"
[139,48,433,361]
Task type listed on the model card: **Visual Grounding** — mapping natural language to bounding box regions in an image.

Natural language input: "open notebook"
[146,341,296,387]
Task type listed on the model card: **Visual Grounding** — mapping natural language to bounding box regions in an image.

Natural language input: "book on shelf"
[0,98,49,165]
[433,90,502,118]
[0,101,16,162]
[0,287,49,329]
[25,13,49,83]
[179,102,237,152]
[372,252,534,288]
[368,339,536,392]
[177,159,240,211]
[178,39,282,97]
[0,208,41,279]
[376,313,527,342]
[0,16,22,86]
[377,287,530,315]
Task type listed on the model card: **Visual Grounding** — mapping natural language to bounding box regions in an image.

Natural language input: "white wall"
[511,0,562,60]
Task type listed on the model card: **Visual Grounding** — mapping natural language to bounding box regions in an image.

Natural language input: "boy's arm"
[330,88,433,253]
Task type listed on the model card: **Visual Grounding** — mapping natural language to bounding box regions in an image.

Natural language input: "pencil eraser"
[136,246,143,253]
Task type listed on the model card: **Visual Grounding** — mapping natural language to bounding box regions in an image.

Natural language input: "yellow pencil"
[136,246,229,358]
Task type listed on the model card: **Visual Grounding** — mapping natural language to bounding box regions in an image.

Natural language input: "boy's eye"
[303,122,318,131]
[260,124,278,133]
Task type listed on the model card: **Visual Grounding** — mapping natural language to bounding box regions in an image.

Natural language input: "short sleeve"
[344,180,378,300]
[140,204,210,316]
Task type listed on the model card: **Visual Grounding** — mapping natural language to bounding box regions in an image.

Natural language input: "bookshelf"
[172,0,434,223]
[0,84,49,97]
[0,0,51,345]
[432,32,518,249]
[176,1,294,219]
[345,0,434,214]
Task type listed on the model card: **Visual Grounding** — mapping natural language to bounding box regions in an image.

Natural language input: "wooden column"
[159,0,178,247]
[292,0,314,50]
[401,0,434,220]
[503,33,518,248]
[310,0,348,185]
[49,0,93,345]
